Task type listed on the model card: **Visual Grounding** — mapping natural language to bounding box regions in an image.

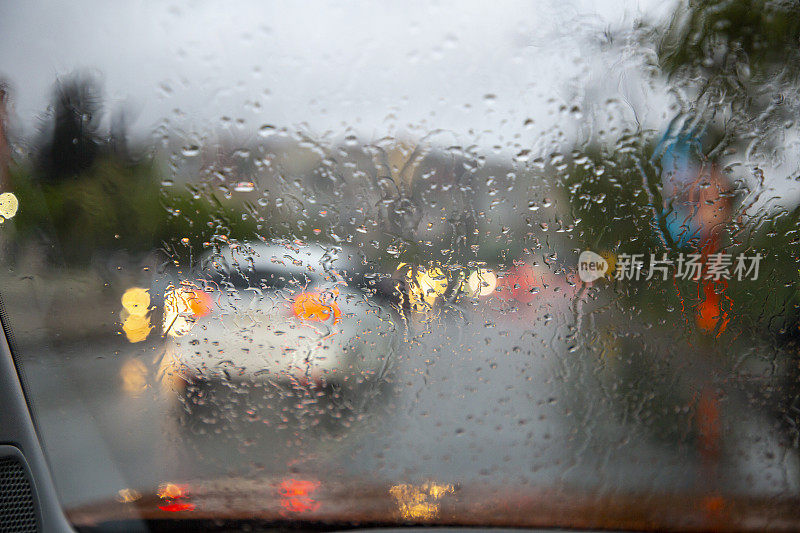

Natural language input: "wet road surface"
[17,301,799,509]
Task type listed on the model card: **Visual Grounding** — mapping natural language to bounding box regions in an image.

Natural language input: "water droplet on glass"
[181,145,200,157]
[234,182,255,192]
[258,124,276,137]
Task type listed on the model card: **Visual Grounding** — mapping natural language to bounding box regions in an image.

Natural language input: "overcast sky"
[0,0,679,154]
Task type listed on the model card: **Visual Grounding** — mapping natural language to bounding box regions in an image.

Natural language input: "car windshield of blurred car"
[3,0,800,531]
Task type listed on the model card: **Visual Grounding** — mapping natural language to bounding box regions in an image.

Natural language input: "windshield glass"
[3,0,800,530]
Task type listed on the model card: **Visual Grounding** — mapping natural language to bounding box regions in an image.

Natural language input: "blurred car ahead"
[157,241,399,408]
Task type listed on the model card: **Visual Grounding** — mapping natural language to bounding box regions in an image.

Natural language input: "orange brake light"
[292,291,341,324]
[186,289,213,317]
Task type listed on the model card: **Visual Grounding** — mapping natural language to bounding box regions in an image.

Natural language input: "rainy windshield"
[2,0,800,531]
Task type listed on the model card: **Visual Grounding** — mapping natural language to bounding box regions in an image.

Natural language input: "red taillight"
[157,483,194,512]
[158,502,195,512]
[279,479,320,513]
[498,264,539,303]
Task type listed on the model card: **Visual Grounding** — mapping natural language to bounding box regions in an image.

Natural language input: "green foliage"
[725,202,800,335]
[647,0,800,159]
[659,0,800,81]
[557,138,667,254]
[551,133,800,342]
[8,157,258,266]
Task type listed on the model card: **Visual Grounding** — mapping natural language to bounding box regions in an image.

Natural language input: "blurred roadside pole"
[0,81,10,192]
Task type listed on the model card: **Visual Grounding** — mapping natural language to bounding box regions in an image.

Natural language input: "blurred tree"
[36,74,102,182]
[659,0,800,83]
[7,73,263,267]
[110,108,130,162]
[655,0,800,157]
[562,0,800,454]
[0,81,10,191]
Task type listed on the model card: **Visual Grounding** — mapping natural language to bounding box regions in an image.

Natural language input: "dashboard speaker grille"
[0,455,38,532]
